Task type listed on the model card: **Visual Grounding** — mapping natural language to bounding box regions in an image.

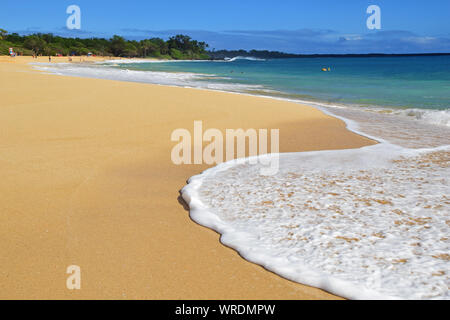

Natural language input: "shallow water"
[113,56,450,111]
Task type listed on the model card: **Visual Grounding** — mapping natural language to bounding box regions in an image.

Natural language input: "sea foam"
[223,56,266,62]
[181,103,450,300]
[182,143,449,299]
[32,63,266,93]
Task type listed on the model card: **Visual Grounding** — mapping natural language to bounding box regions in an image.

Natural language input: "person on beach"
[49,56,52,63]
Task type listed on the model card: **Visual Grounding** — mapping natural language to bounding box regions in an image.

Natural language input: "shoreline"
[1,56,376,299]
[31,56,450,131]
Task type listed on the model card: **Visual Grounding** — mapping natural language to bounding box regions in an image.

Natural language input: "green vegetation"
[4,29,446,60]
[0,29,210,60]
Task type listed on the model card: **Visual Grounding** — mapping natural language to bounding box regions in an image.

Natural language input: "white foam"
[31,63,265,93]
[100,59,211,64]
[181,89,449,299]
[392,108,450,127]
[183,142,450,300]
[100,59,155,64]
[180,94,450,300]
[224,56,266,62]
[317,104,450,149]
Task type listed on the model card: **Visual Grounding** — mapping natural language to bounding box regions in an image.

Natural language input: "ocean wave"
[391,108,450,127]
[239,93,450,147]
[32,63,265,92]
[101,59,158,64]
[181,86,450,299]
[182,143,449,300]
[336,105,450,128]
[224,56,266,62]
[316,104,450,149]
[100,59,210,64]
[263,95,450,129]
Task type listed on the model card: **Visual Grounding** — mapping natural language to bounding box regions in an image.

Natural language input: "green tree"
[24,35,47,55]
[0,28,8,40]
[139,39,159,57]
[146,38,167,55]
[124,42,138,57]
[5,32,22,43]
[168,34,192,51]
[1,30,210,60]
[109,35,127,57]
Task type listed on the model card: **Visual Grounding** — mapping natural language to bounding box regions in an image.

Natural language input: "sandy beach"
[0,56,376,299]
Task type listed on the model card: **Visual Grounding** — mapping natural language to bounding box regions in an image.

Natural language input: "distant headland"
[208,49,450,60]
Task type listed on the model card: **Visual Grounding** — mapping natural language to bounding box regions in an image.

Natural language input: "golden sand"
[0,56,375,299]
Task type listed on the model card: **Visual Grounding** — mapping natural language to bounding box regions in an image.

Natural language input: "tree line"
[0,29,210,60]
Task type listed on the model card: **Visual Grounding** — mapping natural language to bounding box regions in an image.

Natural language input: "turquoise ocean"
[116,55,450,111]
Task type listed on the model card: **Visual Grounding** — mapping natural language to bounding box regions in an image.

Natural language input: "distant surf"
[223,56,266,62]
[32,62,269,93]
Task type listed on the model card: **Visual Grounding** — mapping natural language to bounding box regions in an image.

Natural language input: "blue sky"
[1,0,450,53]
